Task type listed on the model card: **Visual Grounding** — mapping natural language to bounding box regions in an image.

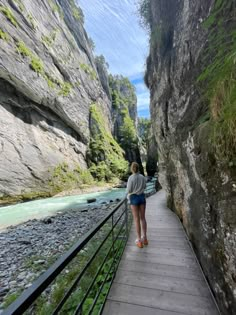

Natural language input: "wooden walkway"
[103,190,220,315]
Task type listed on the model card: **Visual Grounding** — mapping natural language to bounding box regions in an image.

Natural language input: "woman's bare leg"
[140,203,147,240]
[131,205,141,240]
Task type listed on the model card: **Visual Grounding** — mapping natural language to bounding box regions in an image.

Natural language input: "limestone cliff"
[109,75,143,172]
[144,0,236,313]
[0,0,134,200]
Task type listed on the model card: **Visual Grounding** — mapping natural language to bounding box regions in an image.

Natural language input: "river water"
[0,188,126,231]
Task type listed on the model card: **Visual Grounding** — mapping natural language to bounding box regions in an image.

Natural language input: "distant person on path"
[126,162,148,248]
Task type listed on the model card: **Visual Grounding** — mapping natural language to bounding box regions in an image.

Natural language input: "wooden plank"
[103,301,186,315]
[124,245,194,258]
[122,250,199,268]
[126,241,190,250]
[129,231,187,238]
[118,260,203,280]
[107,283,219,315]
[128,235,189,243]
[103,191,220,315]
[113,269,210,297]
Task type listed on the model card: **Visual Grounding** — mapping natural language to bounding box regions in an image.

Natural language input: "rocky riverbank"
[0,200,120,310]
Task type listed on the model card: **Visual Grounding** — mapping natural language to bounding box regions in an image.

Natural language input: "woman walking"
[126,162,148,248]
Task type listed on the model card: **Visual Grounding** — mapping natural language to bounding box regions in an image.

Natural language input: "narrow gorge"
[0,0,236,314]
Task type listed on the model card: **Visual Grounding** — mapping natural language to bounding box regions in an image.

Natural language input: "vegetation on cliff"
[109,75,138,151]
[138,117,151,148]
[88,103,128,181]
[198,0,236,166]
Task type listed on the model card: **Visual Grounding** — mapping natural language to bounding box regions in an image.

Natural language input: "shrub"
[30,56,44,74]
[68,0,84,23]
[27,14,37,29]
[48,0,64,18]
[80,63,97,80]
[16,40,31,57]
[120,112,138,149]
[59,82,72,97]
[137,0,151,31]
[75,166,95,185]
[0,29,9,41]
[41,30,58,47]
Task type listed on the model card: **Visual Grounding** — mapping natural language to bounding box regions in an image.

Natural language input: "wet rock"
[0,288,9,297]
[33,260,45,265]
[18,238,31,245]
[42,218,53,224]
[81,209,88,213]
[87,198,96,204]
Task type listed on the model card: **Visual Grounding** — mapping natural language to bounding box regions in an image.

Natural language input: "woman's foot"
[141,236,148,246]
[135,239,143,248]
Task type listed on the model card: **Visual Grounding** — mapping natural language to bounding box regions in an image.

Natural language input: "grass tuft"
[0,6,18,27]
[0,28,9,41]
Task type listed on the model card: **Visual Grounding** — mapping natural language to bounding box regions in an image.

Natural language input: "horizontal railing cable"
[73,218,127,314]
[51,205,127,314]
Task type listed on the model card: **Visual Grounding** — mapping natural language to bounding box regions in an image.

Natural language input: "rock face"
[146,124,158,177]
[109,75,143,172]
[0,0,120,198]
[145,0,236,314]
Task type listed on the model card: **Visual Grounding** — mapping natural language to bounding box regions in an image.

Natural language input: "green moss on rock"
[48,162,95,192]
[41,30,58,48]
[48,0,64,18]
[16,40,32,57]
[30,56,44,74]
[13,0,25,12]
[0,6,18,27]
[0,28,9,41]
[27,13,37,29]
[59,82,72,97]
[80,63,97,80]
[198,0,236,164]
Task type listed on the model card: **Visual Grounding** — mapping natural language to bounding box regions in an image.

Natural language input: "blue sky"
[78,0,150,118]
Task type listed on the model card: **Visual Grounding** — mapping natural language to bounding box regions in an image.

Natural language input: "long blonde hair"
[131,162,139,174]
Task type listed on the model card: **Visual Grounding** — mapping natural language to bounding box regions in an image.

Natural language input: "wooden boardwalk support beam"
[103,190,220,315]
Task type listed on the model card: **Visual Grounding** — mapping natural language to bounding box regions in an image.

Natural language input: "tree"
[138,118,151,147]
[95,55,109,70]
[88,37,95,51]
[137,0,152,31]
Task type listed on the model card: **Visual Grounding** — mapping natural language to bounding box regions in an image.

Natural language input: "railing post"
[112,214,115,271]
[125,199,128,241]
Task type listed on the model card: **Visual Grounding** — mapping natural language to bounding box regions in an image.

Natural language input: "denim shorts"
[130,193,146,206]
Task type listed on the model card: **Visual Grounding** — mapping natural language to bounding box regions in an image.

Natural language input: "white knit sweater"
[126,173,146,196]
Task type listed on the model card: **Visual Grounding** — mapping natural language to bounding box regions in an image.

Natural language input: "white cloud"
[78,0,150,116]
[137,92,150,110]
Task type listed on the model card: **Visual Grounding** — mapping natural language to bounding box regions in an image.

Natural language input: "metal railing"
[145,177,158,197]
[3,179,157,315]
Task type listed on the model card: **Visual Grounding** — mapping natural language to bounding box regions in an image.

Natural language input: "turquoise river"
[0,188,126,231]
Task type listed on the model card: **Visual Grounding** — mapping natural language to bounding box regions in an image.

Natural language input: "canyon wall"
[145,0,236,313]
